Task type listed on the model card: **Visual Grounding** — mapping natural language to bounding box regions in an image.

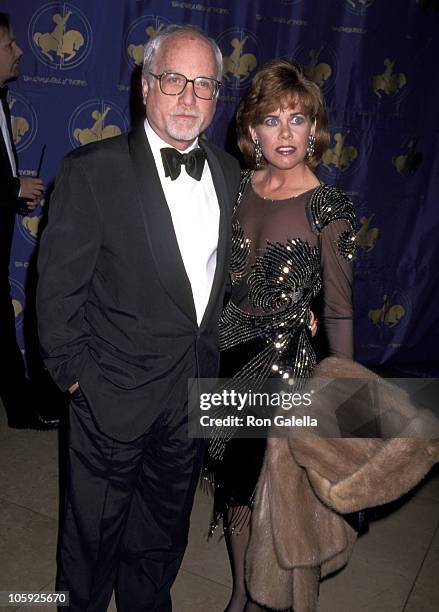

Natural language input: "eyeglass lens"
[160,73,218,99]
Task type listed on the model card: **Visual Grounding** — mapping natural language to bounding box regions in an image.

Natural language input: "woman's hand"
[309,311,318,338]
[68,382,79,394]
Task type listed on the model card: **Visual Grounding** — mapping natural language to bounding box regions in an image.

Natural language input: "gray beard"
[166,116,204,143]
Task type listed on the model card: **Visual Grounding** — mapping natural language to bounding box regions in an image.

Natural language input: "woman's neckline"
[250,180,320,203]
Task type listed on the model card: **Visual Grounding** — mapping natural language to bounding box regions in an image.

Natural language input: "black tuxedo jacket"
[37,124,240,441]
[0,126,20,202]
[0,92,21,274]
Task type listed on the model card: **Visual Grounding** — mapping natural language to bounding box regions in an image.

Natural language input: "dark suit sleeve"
[0,167,20,209]
[37,155,102,391]
[0,126,20,208]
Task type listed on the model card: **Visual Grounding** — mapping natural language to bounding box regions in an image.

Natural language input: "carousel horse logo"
[217,29,261,90]
[10,279,25,328]
[291,44,337,94]
[371,59,406,98]
[356,215,380,252]
[29,2,92,70]
[303,49,332,87]
[345,0,375,15]
[19,198,46,246]
[222,37,257,81]
[7,92,38,153]
[322,131,358,171]
[13,299,23,319]
[22,214,42,239]
[368,293,405,328]
[9,98,29,145]
[69,100,128,149]
[392,139,423,175]
[125,15,170,69]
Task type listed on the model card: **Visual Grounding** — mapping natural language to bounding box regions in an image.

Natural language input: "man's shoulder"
[202,138,240,174]
[202,138,234,161]
[65,131,129,164]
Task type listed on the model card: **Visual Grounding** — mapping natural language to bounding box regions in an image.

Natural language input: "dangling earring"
[254,137,263,169]
[306,133,315,160]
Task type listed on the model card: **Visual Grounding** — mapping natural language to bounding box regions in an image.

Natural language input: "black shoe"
[7,412,59,431]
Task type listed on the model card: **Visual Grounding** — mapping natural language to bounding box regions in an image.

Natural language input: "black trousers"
[0,206,27,414]
[58,389,205,612]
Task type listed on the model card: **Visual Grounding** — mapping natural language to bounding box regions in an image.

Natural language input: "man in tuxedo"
[0,12,57,430]
[37,24,240,611]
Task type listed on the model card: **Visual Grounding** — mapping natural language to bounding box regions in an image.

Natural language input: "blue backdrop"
[2,0,439,376]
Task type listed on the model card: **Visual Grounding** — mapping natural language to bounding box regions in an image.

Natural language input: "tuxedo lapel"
[199,140,232,329]
[0,90,18,170]
[128,124,197,324]
[0,128,11,170]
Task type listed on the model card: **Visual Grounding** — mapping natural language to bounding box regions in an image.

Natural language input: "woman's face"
[250,101,315,171]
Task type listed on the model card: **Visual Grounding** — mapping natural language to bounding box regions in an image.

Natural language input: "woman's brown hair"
[237,60,329,169]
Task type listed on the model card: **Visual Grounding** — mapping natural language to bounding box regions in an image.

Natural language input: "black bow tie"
[160,146,206,181]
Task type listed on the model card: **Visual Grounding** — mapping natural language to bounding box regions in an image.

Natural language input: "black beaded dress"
[208,170,357,532]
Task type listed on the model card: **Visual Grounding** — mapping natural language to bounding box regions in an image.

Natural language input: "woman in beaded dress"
[207,61,357,612]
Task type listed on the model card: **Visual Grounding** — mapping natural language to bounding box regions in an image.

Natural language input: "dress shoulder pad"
[309,185,356,234]
[234,169,253,212]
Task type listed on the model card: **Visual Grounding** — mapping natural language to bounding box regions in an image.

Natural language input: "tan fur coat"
[245,357,439,611]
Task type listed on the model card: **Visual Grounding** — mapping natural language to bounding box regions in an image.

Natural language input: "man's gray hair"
[142,24,223,83]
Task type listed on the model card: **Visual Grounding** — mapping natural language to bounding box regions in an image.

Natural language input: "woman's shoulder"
[308,184,356,233]
[233,169,253,210]
[240,168,253,183]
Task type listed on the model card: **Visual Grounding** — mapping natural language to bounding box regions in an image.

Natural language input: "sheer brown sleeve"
[320,218,354,359]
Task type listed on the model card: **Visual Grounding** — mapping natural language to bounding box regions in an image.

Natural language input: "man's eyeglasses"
[149,72,221,100]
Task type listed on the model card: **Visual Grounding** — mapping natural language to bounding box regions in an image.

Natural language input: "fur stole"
[246,357,439,611]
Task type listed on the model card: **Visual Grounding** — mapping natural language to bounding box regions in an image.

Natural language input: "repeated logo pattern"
[371,59,406,98]
[345,0,375,15]
[217,29,262,90]
[17,198,46,246]
[291,45,338,95]
[356,215,380,253]
[319,127,361,180]
[9,279,26,329]
[29,2,92,69]
[124,15,170,69]
[8,92,37,153]
[6,1,434,371]
[392,139,423,175]
[68,100,128,149]
[368,293,406,329]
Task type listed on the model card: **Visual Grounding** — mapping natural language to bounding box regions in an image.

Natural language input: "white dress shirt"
[0,89,17,176]
[144,119,220,326]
